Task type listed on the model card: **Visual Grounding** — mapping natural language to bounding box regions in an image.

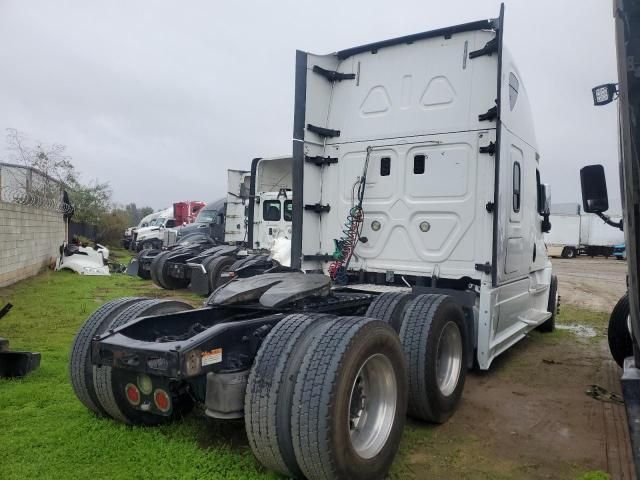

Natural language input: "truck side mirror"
[580,165,609,213]
[537,183,551,216]
[538,183,552,233]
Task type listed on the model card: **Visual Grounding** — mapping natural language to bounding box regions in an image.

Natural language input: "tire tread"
[69,297,145,415]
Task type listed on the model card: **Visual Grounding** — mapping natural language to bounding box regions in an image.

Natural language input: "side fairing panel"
[225,170,250,244]
[493,45,546,285]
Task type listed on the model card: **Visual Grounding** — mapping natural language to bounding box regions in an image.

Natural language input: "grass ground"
[0,267,613,479]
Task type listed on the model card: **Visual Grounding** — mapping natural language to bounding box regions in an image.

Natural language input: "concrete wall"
[0,201,65,288]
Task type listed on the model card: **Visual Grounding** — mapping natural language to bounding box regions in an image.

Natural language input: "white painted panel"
[225,169,250,244]
[316,131,494,279]
[505,237,523,274]
[544,214,581,245]
[324,30,497,144]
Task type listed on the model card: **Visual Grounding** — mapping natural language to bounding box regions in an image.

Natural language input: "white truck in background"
[248,156,293,252]
[122,210,161,249]
[544,203,624,258]
[130,207,175,251]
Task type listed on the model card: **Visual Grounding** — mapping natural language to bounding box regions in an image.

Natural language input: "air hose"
[328,146,372,284]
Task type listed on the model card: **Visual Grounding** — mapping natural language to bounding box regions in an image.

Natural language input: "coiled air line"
[328,146,373,284]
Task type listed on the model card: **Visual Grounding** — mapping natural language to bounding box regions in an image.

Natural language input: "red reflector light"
[125,383,140,406]
[154,389,171,412]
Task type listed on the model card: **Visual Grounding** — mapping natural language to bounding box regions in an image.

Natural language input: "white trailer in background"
[545,214,581,258]
[544,204,624,258]
[580,212,624,256]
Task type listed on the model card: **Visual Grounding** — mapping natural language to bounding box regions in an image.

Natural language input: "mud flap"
[189,264,210,296]
[622,357,640,474]
[0,351,41,378]
[126,258,139,276]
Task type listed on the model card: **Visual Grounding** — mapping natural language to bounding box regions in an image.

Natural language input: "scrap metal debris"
[586,384,624,405]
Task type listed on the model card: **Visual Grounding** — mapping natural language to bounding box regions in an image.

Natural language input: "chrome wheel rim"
[348,353,397,459]
[436,321,463,397]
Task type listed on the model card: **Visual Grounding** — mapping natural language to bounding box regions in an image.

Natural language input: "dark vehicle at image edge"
[581,0,640,473]
[174,199,226,243]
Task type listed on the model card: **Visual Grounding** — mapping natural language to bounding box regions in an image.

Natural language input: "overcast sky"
[0,0,620,212]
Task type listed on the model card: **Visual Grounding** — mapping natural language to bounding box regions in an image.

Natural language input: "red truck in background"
[173,200,206,226]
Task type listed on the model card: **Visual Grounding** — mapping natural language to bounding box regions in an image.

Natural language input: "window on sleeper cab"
[263,200,281,221]
[536,169,542,214]
[413,155,425,174]
[509,72,519,110]
[284,200,293,222]
[380,157,391,176]
[513,162,521,213]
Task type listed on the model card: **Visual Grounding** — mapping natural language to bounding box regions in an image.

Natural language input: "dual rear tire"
[366,293,467,423]
[246,293,468,479]
[150,251,190,290]
[246,314,407,480]
[69,298,195,425]
[204,255,236,292]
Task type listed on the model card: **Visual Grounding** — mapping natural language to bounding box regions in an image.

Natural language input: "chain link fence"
[0,162,73,215]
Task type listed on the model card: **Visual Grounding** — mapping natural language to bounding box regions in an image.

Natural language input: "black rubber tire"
[158,254,190,290]
[399,294,467,423]
[93,299,194,425]
[245,313,337,478]
[538,275,558,333]
[206,255,237,291]
[69,297,146,416]
[561,247,576,259]
[135,250,153,280]
[150,251,170,289]
[609,293,632,368]
[291,317,407,480]
[365,292,416,333]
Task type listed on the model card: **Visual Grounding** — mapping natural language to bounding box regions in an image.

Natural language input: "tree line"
[4,128,154,245]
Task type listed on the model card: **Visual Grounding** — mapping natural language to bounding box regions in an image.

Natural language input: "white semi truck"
[130,208,175,251]
[248,156,293,252]
[122,210,162,249]
[133,157,295,293]
[71,7,557,480]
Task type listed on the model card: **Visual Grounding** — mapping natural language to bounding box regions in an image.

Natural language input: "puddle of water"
[556,324,598,338]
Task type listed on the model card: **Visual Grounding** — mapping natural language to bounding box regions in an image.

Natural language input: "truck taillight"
[125,383,140,406]
[154,389,171,412]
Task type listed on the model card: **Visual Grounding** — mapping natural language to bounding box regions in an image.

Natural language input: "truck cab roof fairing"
[291,7,508,275]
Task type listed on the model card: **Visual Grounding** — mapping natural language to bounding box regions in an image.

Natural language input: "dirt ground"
[398,256,633,479]
[553,257,627,312]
